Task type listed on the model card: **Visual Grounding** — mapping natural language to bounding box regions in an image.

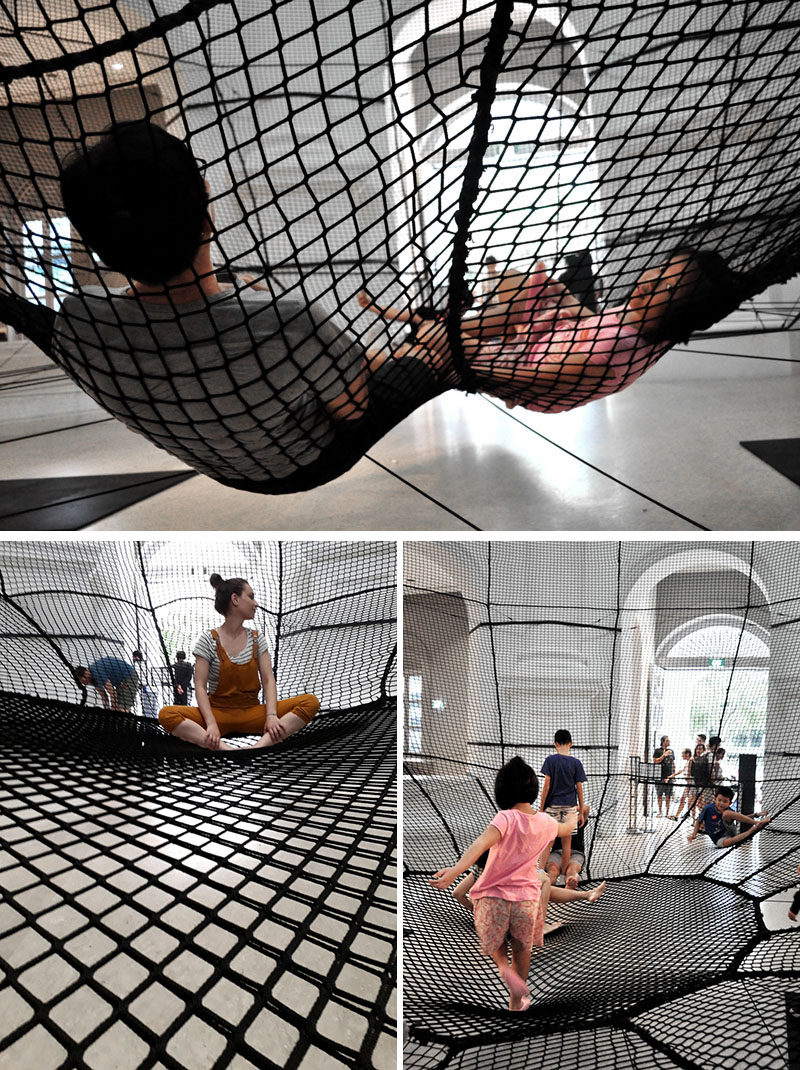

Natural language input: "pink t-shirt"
[520,309,665,413]
[469,809,558,902]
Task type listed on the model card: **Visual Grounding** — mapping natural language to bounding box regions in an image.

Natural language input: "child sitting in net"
[687,785,770,849]
[414,246,742,413]
[429,756,577,1012]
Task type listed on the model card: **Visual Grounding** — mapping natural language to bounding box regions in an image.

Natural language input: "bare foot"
[499,964,529,1004]
[565,874,579,890]
[789,910,797,922]
[509,995,531,1012]
[587,880,606,902]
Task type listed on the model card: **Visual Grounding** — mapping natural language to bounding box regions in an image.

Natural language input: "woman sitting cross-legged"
[158,573,318,751]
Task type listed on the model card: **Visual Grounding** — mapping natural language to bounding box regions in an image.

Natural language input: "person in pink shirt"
[410,246,740,413]
[429,756,577,1011]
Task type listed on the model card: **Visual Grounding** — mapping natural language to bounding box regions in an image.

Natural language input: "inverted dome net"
[0,1,794,492]
[0,539,397,1069]
[402,540,800,1070]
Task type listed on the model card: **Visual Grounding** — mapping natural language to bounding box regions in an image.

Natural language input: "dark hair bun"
[209,573,223,589]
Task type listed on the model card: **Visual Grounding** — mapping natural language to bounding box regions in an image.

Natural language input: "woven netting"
[402,540,800,1070]
[1,1,797,492]
[0,538,397,1069]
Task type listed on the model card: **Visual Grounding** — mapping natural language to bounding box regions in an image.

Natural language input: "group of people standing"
[652,733,734,820]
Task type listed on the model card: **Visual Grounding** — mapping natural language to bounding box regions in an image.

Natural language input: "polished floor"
[2,334,800,531]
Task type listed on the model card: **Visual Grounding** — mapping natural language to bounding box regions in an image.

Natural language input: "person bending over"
[54,121,443,491]
[158,573,318,751]
[687,786,770,849]
[72,656,139,713]
[417,246,741,413]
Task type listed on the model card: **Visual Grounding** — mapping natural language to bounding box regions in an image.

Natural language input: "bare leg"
[490,944,530,1011]
[720,818,770,847]
[550,880,606,904]
[560,833,572,875]
[251,712,307,749]
[508,936,533,1011]
[171,720,235,751]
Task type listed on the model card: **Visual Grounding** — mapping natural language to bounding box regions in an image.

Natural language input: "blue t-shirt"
[541,752,587,807]
[89,657,135,687]
[699,802,735,842]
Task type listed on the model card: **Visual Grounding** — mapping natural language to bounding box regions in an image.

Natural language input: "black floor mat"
[0,472,195,529]
[741,438,800,489]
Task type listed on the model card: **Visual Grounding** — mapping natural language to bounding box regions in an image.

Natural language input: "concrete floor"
[2,337,800,530]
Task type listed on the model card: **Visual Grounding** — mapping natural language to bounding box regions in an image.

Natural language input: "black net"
[402,540,800,1070]
[0,538,397,1069]
[0,1,790,493]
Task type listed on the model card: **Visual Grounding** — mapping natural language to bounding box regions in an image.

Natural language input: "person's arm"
[194,656,222,751]
[688,811,703,841]
[258,648,283,743]
[357,290,414,324]
[103,679,120,710]
[554,812,579,839]
[429,825,501,890]
[540,774,551,813]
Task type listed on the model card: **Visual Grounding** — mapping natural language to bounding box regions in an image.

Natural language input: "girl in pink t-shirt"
[430,756,577,1011]
[415,247,738,414]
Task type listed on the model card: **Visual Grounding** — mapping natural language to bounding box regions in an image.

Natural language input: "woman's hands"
[204,720,222,750]
[264,713,285,743]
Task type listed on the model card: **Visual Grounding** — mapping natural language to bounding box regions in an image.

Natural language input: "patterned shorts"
[472,896,543,956]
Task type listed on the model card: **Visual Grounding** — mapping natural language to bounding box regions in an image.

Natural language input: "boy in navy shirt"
[688,785,770,849]
[540,729,587,874]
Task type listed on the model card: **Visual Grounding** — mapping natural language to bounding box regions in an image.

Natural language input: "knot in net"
[0,1,792,492]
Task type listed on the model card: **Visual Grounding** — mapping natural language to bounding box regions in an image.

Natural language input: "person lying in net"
[157,573,318,751]
[54,121,442,491]
[415,246,741,413]
[687,785,770,849]
[429,755,577,1012]
[72,657,139,713]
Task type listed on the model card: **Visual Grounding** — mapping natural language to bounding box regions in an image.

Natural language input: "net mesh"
[0,1,793,492]
[0,538,397,1069]
[402,540,800,1070]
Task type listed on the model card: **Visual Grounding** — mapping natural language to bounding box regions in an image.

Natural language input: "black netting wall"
[402,540,800,1070]
[0,538,396,711]
[1,2,796,492]
[0,538,396,1069]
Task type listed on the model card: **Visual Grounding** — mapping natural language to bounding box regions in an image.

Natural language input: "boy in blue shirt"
[540,729,587,875]
[688,785,770,848]
[72,657,139,712]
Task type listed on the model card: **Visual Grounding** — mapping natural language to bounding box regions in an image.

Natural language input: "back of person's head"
[485,255,497,266]
[554,729,572,746]
[709,735,721,748]
[175,651,186,661]
[59,120,209,285]
[644,246,742,344]
[132,650,143,662]
[209,572,248,615]
[72,666,88,686]
[715,785,734,802]
[494,756,539,810]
